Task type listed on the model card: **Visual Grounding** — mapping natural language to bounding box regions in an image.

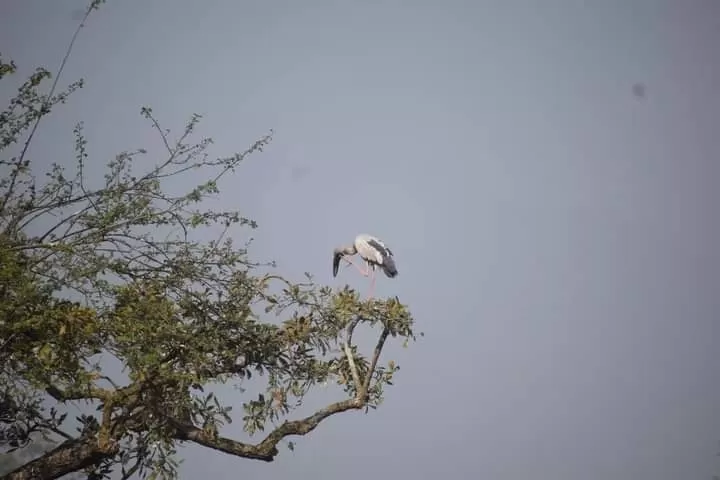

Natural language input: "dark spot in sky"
[632,83,646,99]
[290,165,311,182]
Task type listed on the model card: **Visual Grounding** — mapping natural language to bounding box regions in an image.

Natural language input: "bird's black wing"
[367,238,391,258]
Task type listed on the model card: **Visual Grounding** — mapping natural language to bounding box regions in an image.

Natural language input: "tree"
[0,433,83,480]
[0,3,419,479]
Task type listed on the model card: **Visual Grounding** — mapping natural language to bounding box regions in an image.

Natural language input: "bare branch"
[363,326,390,393]
[119,457,142,480]
[98,375,120,389]
[173,397,363,462]
[2,436,118,480]
[1,4,94,218]
[147,113,174,156]
[341,316,362,390]
[49,426,74,441]
[45,383,109,403]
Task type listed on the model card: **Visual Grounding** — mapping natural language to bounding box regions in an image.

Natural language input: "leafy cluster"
[0,8,419,479]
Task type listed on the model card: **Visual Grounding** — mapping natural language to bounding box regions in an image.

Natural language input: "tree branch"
[119,456,141,480]
[343,316,362,391]
[363,326,390,393]
[0,3,94,222]
[45,383,109,402]
[342,343,361,391]
[173,397,363,462]
[1,435,117,480]
[49,426,74,441]
[170,316,389,463]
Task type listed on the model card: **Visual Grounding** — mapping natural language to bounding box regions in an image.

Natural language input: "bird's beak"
[332,252,342,277]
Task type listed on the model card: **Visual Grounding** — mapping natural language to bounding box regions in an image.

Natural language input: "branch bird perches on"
[3,313,394,480]
[171,312,391,461]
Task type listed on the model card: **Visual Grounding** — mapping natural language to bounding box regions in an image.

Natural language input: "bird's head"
[332,249,343,277]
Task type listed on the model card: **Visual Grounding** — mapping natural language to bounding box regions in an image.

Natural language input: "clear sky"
[2,1,720,479]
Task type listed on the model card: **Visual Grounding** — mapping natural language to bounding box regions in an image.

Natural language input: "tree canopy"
[0,4,418,479]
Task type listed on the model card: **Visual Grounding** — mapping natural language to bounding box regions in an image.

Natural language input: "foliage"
[0,4,418,479]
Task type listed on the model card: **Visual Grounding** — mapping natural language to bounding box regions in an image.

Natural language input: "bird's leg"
[360,263,370,277]
[368,264,376,299]
[343,256,369,277]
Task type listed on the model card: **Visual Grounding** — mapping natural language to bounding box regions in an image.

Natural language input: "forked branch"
[173,397,362,462]
[171,314,388,462]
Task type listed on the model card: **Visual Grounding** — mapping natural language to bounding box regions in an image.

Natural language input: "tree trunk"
[1,437,113,480]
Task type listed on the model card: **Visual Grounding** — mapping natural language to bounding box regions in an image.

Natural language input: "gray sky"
[2,1,720,479]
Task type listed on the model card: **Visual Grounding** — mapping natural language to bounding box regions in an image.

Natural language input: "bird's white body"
[353,234,393,271]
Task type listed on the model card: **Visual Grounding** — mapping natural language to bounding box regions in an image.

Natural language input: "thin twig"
[50,426,74,441]
[0,333,16,353]
[120,456,142,480]
[16,5,95,176]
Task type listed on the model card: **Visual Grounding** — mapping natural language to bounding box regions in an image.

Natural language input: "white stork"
[333,233,398,298]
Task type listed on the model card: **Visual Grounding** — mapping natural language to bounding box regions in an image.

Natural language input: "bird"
[333,233,398,298]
